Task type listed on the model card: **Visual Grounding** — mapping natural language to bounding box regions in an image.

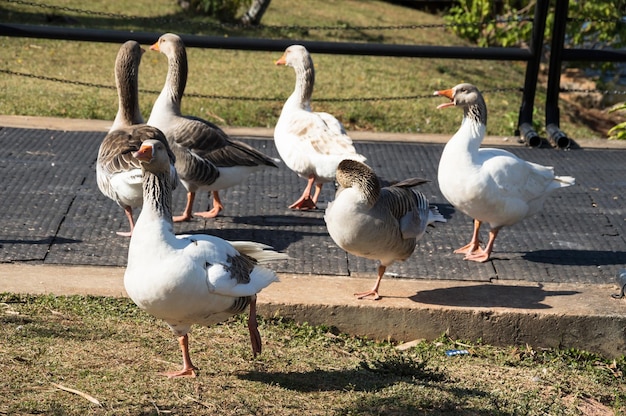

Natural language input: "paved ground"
[1,116,625,357]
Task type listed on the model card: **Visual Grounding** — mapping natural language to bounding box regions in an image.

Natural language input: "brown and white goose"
[147,33,278,222]
[125,137,287,378]
[275,45,366,210]
[96,40,175,236]
[324,159,445,300]
[435,83,575,262]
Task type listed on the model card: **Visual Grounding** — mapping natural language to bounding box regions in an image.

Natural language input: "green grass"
[1,294,624,415]
[0,0,606,139]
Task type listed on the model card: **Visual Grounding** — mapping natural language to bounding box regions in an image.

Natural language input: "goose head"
[150,33,185,56]
[115,40,144,89]
[336,159,381,205]
[132,127,176,173]
[275,45,313,69]
[149,33,188,111]
[275,45,315,109]
[434,83,481,108]
[135,139,171,174]
[434,83,487,125]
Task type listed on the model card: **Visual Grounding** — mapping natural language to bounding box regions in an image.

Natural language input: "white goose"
[275,45,366,210]
[147,33,277,222]
[125,136,287,378]
[325,159,445,300]
[96,40,175,236]
[435,83,575,262]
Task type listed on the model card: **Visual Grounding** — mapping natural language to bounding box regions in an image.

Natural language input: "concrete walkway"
[1,116,625,358]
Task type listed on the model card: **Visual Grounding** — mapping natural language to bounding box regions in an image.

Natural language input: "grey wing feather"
[174,117,277,168]
[380,186,430,240]
[98,125,177,174]
[170,139,220,186]
[391,177,430,188]
[97,129,143,176]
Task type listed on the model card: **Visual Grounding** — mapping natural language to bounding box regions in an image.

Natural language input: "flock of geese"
[96,33,575,377]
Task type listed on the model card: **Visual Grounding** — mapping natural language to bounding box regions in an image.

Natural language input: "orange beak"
[275,52,287,66]
[150,40,160,52]
[133,143,154,162]
[434,88,455,109]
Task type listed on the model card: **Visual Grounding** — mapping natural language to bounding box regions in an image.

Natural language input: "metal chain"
[0,69,529,102]
[0,68,118,90]
[2,0,533,31]
[1,0,217,31]
[560,88,626,95]
[568,17,625,24]
[8,69,623,100]
[255,18,534,32]
[316,89,524,102]
[2,0,140,20]
[3,71,624,102]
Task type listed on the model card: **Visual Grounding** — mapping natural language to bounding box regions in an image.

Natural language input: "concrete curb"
[2,263,624,358]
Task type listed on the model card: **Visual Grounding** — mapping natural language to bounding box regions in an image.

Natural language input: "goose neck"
[465,100,487,127]
[141,170,174,226]
[452,102,487,152]
[448,116,485,154]
[158,48,188,112]
[351,172,381,207]
[288,58,315,110]
[113,59,143,128]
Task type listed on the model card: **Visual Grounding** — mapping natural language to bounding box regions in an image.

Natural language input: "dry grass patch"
[1,294,624,415]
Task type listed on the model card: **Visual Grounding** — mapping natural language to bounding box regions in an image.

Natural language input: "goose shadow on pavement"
[522,249,626,266]
[410,283,579,309]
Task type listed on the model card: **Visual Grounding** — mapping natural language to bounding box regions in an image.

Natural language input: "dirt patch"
[563,395,614,416]
[549,68,626,137]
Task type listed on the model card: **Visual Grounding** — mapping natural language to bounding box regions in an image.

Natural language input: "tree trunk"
[240,0,272,26]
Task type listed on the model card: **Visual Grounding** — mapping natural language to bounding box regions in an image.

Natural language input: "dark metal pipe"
[546,123,570,149]
[519,122,542,147]
[0,23,533,60]
[517,0,549,147]
[545,0,571,149]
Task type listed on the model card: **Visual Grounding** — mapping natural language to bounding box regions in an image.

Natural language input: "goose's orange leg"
[116,206,135,237]
[464,227,499,263]
[454,219,483,255]
[248,296,262,357]
[289,175,317,210]
[354,264,386,301]
[173,192,195,222]
[194,191,224,218]
[161,334,197,378]
[311,183,323,205]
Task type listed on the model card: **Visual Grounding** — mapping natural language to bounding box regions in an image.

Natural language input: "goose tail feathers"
[229,241,291,263]
[427,205,447,226]
[555,175,575,187]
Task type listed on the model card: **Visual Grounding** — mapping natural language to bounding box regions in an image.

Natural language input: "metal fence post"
[545,0,571,149]
[517,0,549,147]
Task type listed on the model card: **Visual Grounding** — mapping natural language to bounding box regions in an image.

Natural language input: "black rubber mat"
[0,128,101,262]
[1,126,625,285]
